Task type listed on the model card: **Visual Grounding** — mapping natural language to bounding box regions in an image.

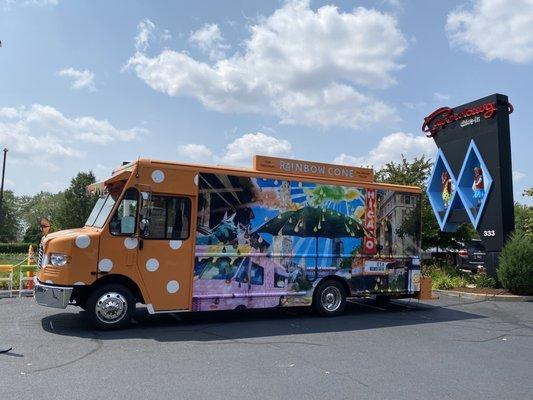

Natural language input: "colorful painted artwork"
[192,173,421,311]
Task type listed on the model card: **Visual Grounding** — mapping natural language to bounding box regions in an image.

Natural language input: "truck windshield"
[85,195,118,228]
[85,182,124,228]
[85,196,107,226]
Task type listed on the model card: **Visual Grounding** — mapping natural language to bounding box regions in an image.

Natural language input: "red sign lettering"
[422,102,513,138]
[363,189,377,254]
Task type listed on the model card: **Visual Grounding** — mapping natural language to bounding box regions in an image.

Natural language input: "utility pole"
[0,148,7,212]
[0,148,7,237]
[0,150,11,354]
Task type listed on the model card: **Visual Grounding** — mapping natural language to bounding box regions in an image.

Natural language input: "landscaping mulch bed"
[450,287,512,296]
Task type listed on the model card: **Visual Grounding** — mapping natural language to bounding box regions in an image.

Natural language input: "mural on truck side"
[192,173,421,312]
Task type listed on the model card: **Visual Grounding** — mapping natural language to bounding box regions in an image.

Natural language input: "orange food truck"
[34,155,428,329]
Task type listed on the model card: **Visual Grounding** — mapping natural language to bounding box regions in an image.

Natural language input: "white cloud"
[160,29,172,42]
[4,178,15,189]
[126,1,407,129]
[189,23,230,61]
[220,132,292,164]
[40,181,64,192]
[433,92,450,102]
[2,0,59,8]
[0,104,144,161]
[382,0,402,10]
[403,101,426,111]
[334,132,436,168]
[446,0,533,63]
[0,107,19,118]
[179,132,292,166]
[135,19,155,52]
[178,144,213,162]
[57,68,96,92]
[513,170,526,182]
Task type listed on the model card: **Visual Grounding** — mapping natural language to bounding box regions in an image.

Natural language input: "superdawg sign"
[422,102,513,138]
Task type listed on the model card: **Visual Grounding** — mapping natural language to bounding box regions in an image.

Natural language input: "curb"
[433,289,533,302]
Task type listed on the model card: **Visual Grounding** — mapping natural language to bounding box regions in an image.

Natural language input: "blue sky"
[1,0,532,204]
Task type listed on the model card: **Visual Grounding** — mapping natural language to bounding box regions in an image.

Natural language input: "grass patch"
[0,253,27,265]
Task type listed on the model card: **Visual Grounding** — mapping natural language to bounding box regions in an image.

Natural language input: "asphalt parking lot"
[1,295,532,400]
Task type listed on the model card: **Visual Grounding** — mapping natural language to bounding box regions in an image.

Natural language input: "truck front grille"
[38,243,44,268]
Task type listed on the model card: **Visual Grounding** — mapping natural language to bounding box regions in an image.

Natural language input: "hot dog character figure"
[441,171,452,208]
[472,167,484,206]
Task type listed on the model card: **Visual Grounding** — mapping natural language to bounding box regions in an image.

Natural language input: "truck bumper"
[34,279,73,309]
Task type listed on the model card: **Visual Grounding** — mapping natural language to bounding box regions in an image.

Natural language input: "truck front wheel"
[86,284,135,330]
[313,280,347,317]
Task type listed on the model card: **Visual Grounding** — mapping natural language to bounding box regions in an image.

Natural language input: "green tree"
[374,156,433,187]
[375,156,475,251]
[515,188,533,239]
[19,191,63,242]
[0,190,21,242]
[56,172,98,229]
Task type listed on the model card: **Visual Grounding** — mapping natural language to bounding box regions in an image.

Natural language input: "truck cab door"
[137,193,196,312]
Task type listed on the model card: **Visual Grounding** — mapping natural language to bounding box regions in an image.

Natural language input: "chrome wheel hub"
[95,292,127,323]
[321,286,341,311]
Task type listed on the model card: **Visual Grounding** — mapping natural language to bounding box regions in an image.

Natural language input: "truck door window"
[109,188,139,235]
[140,195,191,240]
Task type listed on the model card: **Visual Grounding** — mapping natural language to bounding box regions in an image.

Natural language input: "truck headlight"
[49,253,70,266]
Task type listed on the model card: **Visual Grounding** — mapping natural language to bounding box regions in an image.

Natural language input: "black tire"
[313,279,347,317]
[86,284,135,330]
[72,287,89,310]
[76,299,87,311]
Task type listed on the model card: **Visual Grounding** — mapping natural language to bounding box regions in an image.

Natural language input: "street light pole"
[0,147,7,241]
[0,148,7,217]
[0,148,10,353]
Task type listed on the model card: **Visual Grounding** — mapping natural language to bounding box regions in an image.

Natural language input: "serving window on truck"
[140,195,191,240]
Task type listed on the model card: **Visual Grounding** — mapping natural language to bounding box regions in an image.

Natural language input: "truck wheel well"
[90,274,145,304]
[313,275,351,302]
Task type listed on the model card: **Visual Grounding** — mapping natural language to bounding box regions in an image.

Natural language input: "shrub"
[434,275,468,290]
[473,274,496,288]
[0,243,37,254]
[423,263,470,289]
[498,234,533,295]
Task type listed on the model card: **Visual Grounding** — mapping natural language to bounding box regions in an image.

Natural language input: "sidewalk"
[434,289,533,302]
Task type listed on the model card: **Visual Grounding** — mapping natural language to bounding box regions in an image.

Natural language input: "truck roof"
[125,156,422,194]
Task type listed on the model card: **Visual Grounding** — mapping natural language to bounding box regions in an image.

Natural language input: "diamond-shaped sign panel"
[426,149,459,231]
[456,140,493,229]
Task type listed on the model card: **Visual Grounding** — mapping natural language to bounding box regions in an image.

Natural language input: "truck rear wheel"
[313,280,347,317]
[86,284,135,330]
